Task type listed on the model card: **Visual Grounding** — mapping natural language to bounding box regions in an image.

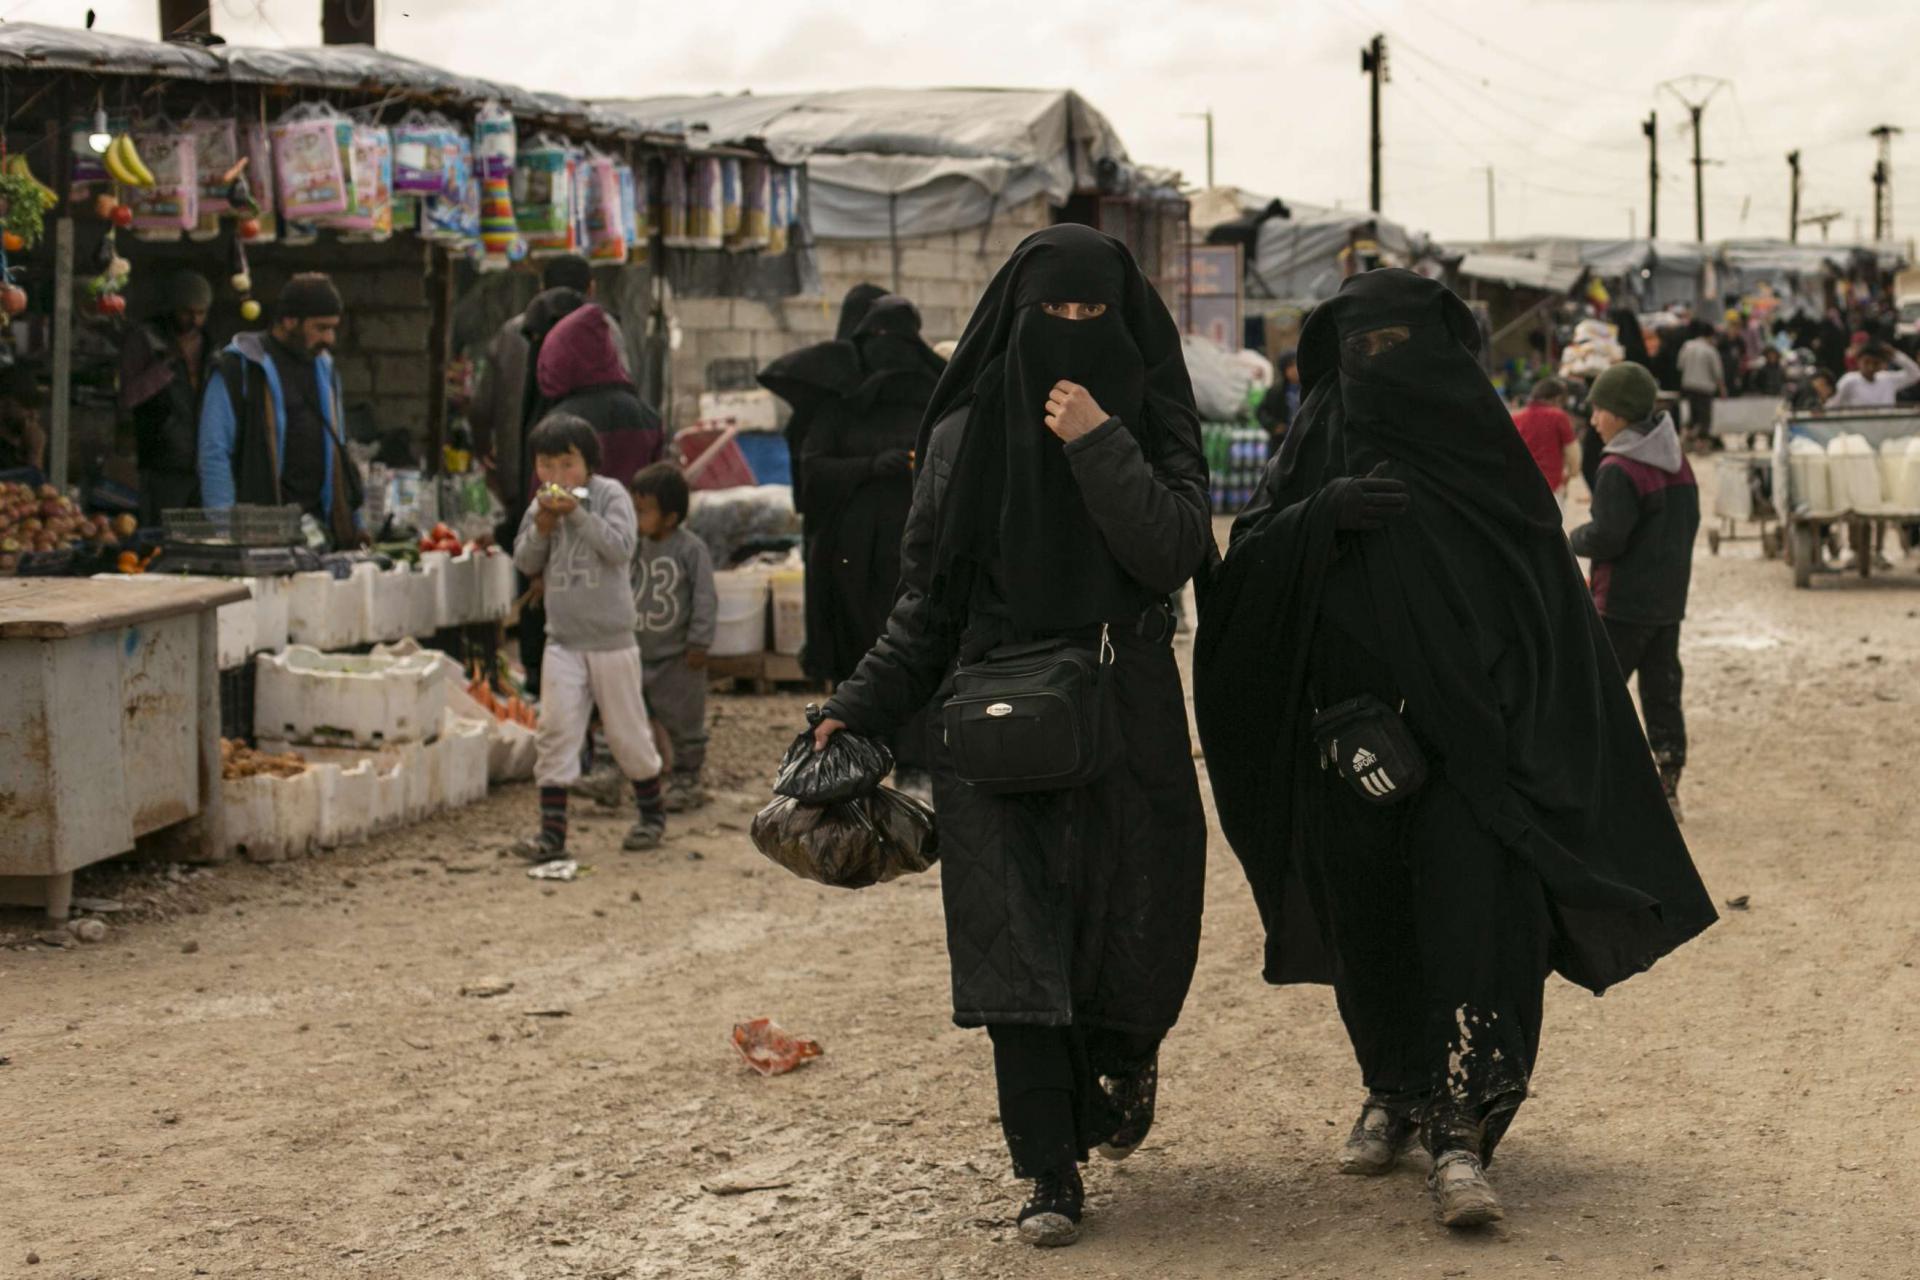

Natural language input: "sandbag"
[751,788,939,889]
[774,716,892,803]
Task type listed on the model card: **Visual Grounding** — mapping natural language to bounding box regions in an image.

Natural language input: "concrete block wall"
[669,196,1053,426]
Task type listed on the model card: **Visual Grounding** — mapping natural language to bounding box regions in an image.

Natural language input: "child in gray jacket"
[630,463,718,810]
[512,414,666,857]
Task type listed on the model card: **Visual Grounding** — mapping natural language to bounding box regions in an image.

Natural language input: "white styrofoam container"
[254,645,450,747]
[478,548,515,620]
[1827,433,1884,513]
[222,767,321,863]
[1788,437,1833,513]
[248,574,291,656]
[770,568,805,656]
[711,568,769,658]
[405,558,444,638]
[313,758,375,848]
[365,564,414,644]
[286,565,374,651]
[438,712,491,809]
[441,551,481,626]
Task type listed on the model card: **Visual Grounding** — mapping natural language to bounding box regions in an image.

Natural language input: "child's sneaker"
[572,767,625,809]
[623,815,666,851]
[509,831,566,862]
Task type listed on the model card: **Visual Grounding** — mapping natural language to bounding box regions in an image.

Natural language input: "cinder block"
[329,268,382,309]
[374,355,427,396]
[673,297,732,330]
[336,354,375,396]
[897,247,956,280]
[731,299,778,331]
[352,311,429,355]
[374,266,426,310]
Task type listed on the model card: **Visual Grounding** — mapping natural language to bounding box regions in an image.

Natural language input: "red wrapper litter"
[731,1018,824,1077]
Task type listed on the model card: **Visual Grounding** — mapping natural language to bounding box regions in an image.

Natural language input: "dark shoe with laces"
[508,831,566,863]
[1095,1053,1159,1161]
[623,815,667,851]
[1337,1095,1421,1175]
[1016,1164,1084,1247]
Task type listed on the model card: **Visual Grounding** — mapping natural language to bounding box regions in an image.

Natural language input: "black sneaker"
[1016,1164,1084,1247]
[623,815,666,851]
[1095,1053,1159,1161]
[1337,1095,1421,1175]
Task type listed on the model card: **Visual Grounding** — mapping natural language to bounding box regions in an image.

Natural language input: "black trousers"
[1683,390,1715,441]
[987,1024,1159,1178]
[1303,773,1552,1163]
[1603,618,1686,771]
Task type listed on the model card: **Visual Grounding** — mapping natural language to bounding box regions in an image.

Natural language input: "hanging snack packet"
[272,107,353,220]
[129,123,199,238]
[514,138,575,254]
[393,112,456,197]
[585,153,627,264]
[331,125,393,239]
[728,159,772,253]
[719,157,744,239]
[239,122,278,242]
[188,115,239,215]
[659,155,690,248]
[688,156,725,249]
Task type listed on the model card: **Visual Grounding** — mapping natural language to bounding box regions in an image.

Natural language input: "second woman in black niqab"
[813,224,1214,1248]
[1195,269,1716,1230]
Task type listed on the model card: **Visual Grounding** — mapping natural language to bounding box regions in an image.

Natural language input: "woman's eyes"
[1344,325,1412,358]
[1042,302,1108,319]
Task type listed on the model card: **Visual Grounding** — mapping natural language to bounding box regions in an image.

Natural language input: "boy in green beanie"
[1569,362,1699,820]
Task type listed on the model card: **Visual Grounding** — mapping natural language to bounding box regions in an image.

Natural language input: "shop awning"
[1456,252,1584,293]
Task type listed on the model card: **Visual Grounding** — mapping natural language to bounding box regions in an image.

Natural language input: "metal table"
[0,577,249,919]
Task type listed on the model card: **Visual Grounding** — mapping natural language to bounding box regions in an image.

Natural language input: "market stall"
[0,574,244,919]
[1773,408,1920,589]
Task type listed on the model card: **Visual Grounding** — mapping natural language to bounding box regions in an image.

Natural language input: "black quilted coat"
[823,408,1212,1032]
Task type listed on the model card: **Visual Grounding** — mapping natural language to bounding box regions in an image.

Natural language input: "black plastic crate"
[163,504,304,547]
[219,663,257,746]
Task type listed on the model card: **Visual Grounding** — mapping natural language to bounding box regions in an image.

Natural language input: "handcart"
[1772,408,1920,589]
[1705,446,1782,558]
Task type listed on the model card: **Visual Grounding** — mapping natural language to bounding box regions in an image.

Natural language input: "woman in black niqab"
[1194,268,1716,1228]
[814,224,1214,1246]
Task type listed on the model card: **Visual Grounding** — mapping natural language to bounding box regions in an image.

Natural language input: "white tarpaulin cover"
[597,88,1164,240]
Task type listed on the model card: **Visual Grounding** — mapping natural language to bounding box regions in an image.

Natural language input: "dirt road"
[4,481,1918,1279]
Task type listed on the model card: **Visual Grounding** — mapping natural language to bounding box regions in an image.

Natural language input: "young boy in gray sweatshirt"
[511,414,666,857]
[630,463,718,811]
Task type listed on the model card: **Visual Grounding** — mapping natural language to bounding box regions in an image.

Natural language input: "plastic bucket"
[711,569,770,657]
[770,569,805,656]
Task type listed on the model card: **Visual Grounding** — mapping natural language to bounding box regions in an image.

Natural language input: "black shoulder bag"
[941,628,1119,794]
[1311,693,1428,806]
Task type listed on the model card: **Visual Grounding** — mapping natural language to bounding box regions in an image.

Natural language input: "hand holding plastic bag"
[751,787,938,889]
[773,705,893,804]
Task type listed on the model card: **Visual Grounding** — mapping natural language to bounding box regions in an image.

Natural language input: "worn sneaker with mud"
[1428,1148,1504,1227]
[1016,1164,1084,1247]
[1095,1054,1159,1161]
[623,816,667,851]
[509,831,566,862]
[1338,1096,1421,1175]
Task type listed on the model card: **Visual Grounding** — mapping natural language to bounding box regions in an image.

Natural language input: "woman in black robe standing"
[1195,269,1716,1229]
[811,225,1213,1247]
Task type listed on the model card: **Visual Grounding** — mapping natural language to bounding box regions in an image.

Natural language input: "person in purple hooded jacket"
[536,303,663,489]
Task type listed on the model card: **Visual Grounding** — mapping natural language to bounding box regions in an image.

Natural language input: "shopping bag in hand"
[750,787,939,889]
[772,705,893,804]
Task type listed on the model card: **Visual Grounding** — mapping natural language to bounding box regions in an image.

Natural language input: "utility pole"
[1659,77,1728,244]
[1787,150,1801,243]
[322,0,375,46]
[1642,112,1658,240]
[1870,124,1902,241]
[1361,34,1388,214]
[157,0,211,37]
[1181,109,1216,189]
[1483,166,1495,239]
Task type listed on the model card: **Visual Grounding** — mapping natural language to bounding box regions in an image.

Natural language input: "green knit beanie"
[1589,361,1658,422]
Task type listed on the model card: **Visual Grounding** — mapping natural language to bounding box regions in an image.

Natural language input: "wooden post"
[48,215,74,491]
[424,243,452,476]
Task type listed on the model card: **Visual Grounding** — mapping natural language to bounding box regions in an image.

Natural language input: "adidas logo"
[1351,747,1378,771]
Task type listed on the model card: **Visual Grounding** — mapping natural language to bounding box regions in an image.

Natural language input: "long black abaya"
[1195,268,1716,1155]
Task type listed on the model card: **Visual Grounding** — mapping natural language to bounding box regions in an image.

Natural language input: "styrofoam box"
[254,645,450,747]
[770,569,805,657]
[711,568,770,658]
[441,551,481,626]
[478,548,515,620]
[262,740,427,836]
[223,768,321,862]
[90,573,256,669]
[438,712,491,809]
[313,758,375,848]
[406,557,444,638]
[697,388,779,432]
[248,574,291,656]
[445,682,537,783]
[286,564,374,651]
[366,564,414,644]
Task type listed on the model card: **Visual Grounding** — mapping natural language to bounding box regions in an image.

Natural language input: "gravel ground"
[3,464,1917,1279]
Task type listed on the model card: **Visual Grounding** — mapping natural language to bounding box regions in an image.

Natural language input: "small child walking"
[511,414,667,856]
[630,463,718,811]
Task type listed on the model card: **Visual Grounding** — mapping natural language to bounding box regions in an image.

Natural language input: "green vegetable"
[0,175,47,251]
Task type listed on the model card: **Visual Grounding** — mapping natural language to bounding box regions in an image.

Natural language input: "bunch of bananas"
[2,155,59,210]
[100,134,155,189]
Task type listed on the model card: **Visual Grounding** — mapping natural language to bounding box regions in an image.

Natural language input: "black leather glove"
[1324,463,1411,531]
[870,449,913,477]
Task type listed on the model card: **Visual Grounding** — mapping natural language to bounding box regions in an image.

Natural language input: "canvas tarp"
[1247,201,1435,302]
[597,88,1165,240]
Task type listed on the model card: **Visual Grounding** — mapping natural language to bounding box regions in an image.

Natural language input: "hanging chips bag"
[187,115,239,215]
[514,138,576,253]
[584,153,627,264]
[659,155,690,248]
[272,108,352,220]
[330,124,393,239]
[240,122,278,242]
[766,166,793,256]
[129,124,198,238]
[393,112,457,197]
[720,157,744,239]
[728,159,772,253]
[688,156,725,249]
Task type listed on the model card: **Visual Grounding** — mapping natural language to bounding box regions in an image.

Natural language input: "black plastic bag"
[751,787,939,889]
[773,707,894,804]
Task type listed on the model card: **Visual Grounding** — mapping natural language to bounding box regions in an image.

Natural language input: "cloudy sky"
[19,0,1917,245]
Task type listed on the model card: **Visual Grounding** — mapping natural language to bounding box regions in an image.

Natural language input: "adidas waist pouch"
[1310,693,1429,807]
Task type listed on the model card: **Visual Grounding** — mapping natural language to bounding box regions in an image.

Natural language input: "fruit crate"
[163,504,304,547]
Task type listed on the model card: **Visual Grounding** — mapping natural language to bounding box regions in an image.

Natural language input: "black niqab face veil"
[924,223,1200,635]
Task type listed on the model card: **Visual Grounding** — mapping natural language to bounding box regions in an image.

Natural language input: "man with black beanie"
[199,272,364,547]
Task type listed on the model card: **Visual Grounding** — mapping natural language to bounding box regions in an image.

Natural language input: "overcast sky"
[20,0,1918,246]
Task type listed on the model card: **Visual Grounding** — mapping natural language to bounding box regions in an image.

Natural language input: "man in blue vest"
[198,273,363,547]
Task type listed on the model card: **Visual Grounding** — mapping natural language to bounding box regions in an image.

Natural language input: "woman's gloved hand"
[870,449,913,477]
[1324,462,1411,531]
